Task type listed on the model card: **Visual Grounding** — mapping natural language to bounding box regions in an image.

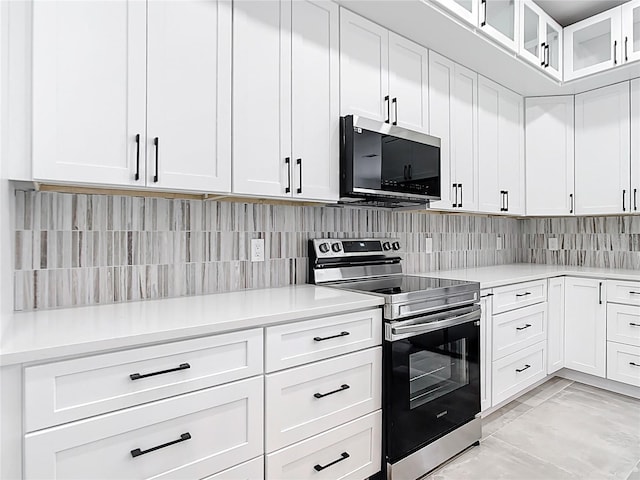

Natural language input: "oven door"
[384,305,480,464]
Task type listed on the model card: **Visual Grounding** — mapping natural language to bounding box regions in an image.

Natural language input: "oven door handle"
[388,306,480,340]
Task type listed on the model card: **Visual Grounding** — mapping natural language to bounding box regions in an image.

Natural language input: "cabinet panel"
[492,280,547,315]
[146,0,231,193]
[203,456,264,480]
[525,96,575,216]
[498,87,524,215]
[339,8,389,121]
[477,76,501,213]
[388,33,429,133]
[607,342,640,387]
[520,0,542,67]
[291,0,339,202]
[607,279,640,306]
[564,277,606,378]
[547,277,565,374]
[431,0,479,26]
[622,0,640,64]
[575,82,631,215]
[480,0,519,52]
[32,0,147,186]
[492,303,547,361]
[492,341,546,406]
[607,303,640,347]
[233,1,290,197]
[632,79,640,213]
[480,289,493,412]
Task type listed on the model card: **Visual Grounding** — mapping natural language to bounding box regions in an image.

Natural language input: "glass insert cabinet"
[519,0,562,80]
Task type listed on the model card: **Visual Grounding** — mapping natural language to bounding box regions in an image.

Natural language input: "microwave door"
[381,136,412,189]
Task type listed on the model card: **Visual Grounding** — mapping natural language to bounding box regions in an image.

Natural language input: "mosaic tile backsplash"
[13,190,522,311]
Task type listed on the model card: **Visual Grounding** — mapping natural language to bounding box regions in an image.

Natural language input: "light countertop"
[415,264,640,289]
[0,285,383,366]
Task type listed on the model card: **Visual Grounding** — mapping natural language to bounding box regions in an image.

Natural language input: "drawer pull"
[515,292,531,297]
[314,384,350,399]
[130,432,191,458]
[515,364,531,373]
[516,324,532,331]
[630,323,640,327]
[129,363,191,381]
[480,293,494,298]
[313,331,350,342]
[313,452,350,472]
[630,362,640,367]
[629,291,640,295]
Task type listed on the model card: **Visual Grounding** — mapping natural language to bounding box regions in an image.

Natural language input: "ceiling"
[534,0,627,27]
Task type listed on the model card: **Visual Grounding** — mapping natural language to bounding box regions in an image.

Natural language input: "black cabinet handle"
[458,183,463,208]
[296,158,302,194]
[480,293,494,298]
[629,322,640,327]
[285,157,291,193]
[570,193,574,214]
[131,432,191,458]
[129,363,190,381]
[545,44,550,68]
[625,36,629,62]
[392,97,398,126]
[314,452,350,472]
[516,324,532,331]
[630,362,640,367]
[134,134,141,181]
[500,191,506,211]
[314,384,350,399]
[599,282,603,305]
[515,364,531,373]
[452,183,458,208]
[480,0,487,26]
[314,331,350,342]
[623,189,627,212]
[515,292,531,297]
[629,291,640,295]
[540,42,546,66]
[153,137,159,183]
[385,95,390,123]
[505,190,509,212]
[634,188,637,211]
[614,40,618,65]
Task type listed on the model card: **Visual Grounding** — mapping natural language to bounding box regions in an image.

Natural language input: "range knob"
[318,242,330,253]
[331,242,342,252]
[382,242,392,251]
[392,241,401,251]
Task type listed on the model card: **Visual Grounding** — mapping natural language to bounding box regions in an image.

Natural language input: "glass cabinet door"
[480,0,518,51]
[622,0,640,64]
[520,1,541,65]
[431,0,479,26]
[544,18,563,80]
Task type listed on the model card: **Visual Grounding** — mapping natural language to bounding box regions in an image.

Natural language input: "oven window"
[409,338,469,409]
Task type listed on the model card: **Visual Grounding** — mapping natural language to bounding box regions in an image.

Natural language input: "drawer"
[203,456,264,480]
[607,303,640,347]
[492,341,547,406]
[265,347,381,452]
[607,342,640,387]
[265,309,382,372]
[266,410,381,480]
[607,280,640,306]
[24,328,263,432]
[24,376,264,480]
[493,302,547,360]
[492,280,547,314]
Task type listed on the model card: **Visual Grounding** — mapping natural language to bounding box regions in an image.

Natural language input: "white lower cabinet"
[547,277,565,374]
[492,341,547,406]
[492,303,547,360]
[607,343,640,387]
[203,456,264,480]
[265,411,382,480]
[607,303,640,347]
[480,289,493,412]
[24,377,264,480]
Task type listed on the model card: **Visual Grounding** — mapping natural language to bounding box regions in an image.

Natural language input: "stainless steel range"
[310,238,482,480]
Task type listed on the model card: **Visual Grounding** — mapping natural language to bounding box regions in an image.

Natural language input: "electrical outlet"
[549,237,559,251]
[251,238,264,262]
[425,237,433,254]
[497,235,503,250]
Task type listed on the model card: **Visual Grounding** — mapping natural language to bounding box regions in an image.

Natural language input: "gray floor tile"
[482,399,533,439]
[517,377,574,407]
[627,460,640,480]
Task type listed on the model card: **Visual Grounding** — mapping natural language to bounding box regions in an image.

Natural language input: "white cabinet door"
[233,1,291,197]
[480,289,493,412]
[525,96,575,216]
[575,82,631,215]
[632,79,640,213]
[431,0,479,26]
[547,277,565,374]
[339,8,389,122]
[564,278,606,378]
[146,0,231,193]
[498,87,524,215]
[477,76,501,214]
[622,0,640,64]
[291,0,339,202]
[479,0,519,52]
[388,33,429,133]
[543,15,563,80]
[564,7,622,81]
[519,0,543,67]
[32,0,147,187]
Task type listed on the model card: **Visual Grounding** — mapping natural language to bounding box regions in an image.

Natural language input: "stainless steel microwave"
[340,115,441,206]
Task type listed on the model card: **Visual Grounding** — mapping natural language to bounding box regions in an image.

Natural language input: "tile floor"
[425,378,640,480]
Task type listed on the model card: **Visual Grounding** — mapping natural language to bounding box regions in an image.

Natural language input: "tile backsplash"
[13,190,521,311]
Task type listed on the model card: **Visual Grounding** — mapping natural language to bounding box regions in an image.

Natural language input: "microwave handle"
[389,307,480,340]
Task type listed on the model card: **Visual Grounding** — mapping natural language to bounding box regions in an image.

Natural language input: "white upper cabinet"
[146,0,231,193]
[519,0,562,80]
[632,78,640,213]
[525,96,575,216]
[575,81,631,215]
[431,0,479,26]
[564,7,622,81]
[234,0,339,202]
[340,9,429,133]
[480,0,520,52]
[622,0,640,64]
[32,0,147,187]
[498,86,525,215]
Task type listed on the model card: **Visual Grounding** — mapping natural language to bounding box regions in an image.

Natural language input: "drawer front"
[607,303,640,347]
[203,456,264,480]
[492,280,547,314]
[493,302,547,360]
[24,329,263,432]
[607,280,640,306]
[265,347,381,452]
[492,341,547,406]
[607,342,640,387]
[24,377,264,480]
[265,309,382,372]
[266,410,381,480]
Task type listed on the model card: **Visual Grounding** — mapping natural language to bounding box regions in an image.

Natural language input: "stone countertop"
[0,284,383,366]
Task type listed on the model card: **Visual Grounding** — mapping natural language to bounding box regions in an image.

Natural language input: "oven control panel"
[312,238,401,258]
